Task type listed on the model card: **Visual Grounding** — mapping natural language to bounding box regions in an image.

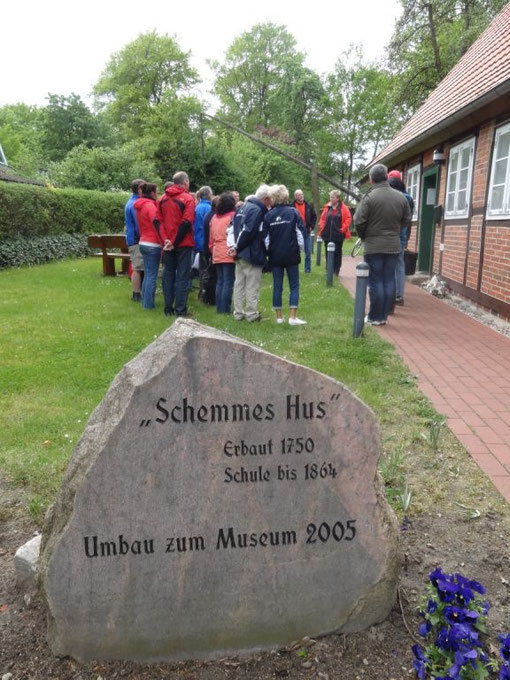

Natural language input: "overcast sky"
[2,0,402,109]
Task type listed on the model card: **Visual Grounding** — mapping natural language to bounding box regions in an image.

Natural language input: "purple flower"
[448,649,478,679]
[500,633,510,662]
[419,620,432,637]
[443,606,479,625]
[500,664,510,680]
[426,599,438,614]
[429,567,444,586]
[481,601,491,615]
[412,644,427,679]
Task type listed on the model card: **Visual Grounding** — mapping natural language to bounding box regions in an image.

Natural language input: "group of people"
[124,163,412,328]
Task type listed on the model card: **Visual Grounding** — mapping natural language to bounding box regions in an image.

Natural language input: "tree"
[323,49,398,191]
[47,144,157,192]
[42,93,104,162]
[93,32,199,133]
[0,103,45,178]
[388,0,507,112]
[211,23,309,132]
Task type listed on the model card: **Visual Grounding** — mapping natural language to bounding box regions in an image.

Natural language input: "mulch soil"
[2,490,510,680]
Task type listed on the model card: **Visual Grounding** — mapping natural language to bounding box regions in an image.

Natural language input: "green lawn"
[0,257,502,522]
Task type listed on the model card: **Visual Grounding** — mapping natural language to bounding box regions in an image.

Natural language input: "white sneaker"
[289,317,307,326]
[276,318,285,324]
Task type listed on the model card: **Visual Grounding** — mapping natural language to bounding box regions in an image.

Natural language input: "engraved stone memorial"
[40,319,399,662]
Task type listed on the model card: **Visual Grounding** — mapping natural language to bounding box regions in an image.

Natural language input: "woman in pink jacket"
[208,192,236,314]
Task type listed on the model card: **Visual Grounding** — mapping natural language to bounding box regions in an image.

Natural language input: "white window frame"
[445,137,475,219]
[487,121,510,220]
[406,163,420,220]
[0,144,7,166]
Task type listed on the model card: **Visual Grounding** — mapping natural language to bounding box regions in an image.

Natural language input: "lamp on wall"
[433,146,445,165]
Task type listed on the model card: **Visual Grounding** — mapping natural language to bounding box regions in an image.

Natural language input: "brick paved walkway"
[340,256,510,503]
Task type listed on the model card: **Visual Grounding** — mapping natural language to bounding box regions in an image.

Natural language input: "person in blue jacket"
[264,184,308,326]
[125,178,145,302]
[228,185,271,322]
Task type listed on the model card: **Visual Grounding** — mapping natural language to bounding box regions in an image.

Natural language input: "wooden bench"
[88,234,130,276]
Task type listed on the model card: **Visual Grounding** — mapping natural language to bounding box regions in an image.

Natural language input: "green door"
[418,167,439,272]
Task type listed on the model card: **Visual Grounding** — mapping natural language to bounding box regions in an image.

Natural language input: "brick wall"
[466,215,483,288]
[481,226,510,304]
[442,224,469,283]
[472,122,493,211]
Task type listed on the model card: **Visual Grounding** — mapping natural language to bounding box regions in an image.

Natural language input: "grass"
[0,256,507,524]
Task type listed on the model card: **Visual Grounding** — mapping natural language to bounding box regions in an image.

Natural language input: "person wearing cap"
[388,170,414,306]
[353,164,411,326]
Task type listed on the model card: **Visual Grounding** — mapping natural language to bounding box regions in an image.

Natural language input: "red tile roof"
[372,3,510,165]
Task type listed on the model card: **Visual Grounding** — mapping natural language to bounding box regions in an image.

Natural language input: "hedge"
[0,234,91,269]
[0,181,127,242]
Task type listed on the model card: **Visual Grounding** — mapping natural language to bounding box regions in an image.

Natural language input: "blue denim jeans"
[364,253,398,322]
[139,244,161,309]
[304,233,312,273]
[215,263,235,313]
[395,245,406,298]
[162,247,193,316]
[272,264,300,309]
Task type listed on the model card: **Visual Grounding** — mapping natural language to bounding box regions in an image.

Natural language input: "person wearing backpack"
[158,171,196,317]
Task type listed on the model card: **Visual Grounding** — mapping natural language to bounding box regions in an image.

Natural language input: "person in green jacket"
[354,164,411,326]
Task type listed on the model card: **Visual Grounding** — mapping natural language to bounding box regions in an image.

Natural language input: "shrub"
[0,181,127,242]
[0,234,91,268]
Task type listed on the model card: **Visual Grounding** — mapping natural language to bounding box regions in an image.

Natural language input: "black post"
[316,236,322,266]
[326,242,335,286]
[311,231,315,254]
[353,262,370,338]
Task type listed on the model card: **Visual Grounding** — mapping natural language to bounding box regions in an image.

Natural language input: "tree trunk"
[426,2,443,77]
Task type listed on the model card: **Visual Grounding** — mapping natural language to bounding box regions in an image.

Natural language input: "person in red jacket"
[158,171,196,317]
[134,182,162,310]
[208,192,236,314]
[318,190,352,276]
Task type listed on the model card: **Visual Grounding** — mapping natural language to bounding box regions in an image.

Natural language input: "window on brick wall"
[487,121,510,219]
[445,137,475,219]
[406,164,420,219]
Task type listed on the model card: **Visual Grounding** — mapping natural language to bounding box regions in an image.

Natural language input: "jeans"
[215,263,235,313]
[395,245,406,298]
[272,264,299,309]
[162,247,193,316]
[304,233,312,272]
[364,253,398,322]
[139,244,161,309]
[324,239,344,274]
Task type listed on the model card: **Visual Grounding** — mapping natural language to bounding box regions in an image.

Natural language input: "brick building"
[370,4,510,319]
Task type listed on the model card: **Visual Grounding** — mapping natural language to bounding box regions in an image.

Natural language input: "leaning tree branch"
[202,112,361,201]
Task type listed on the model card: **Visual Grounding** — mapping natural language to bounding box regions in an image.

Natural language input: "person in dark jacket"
[388,170,415,305]
[264,184,307,326]
[318,190,352,276]
[227,185,271,322]
[158,171,196,317]
[293,189,317,273]
[354,164,411,325]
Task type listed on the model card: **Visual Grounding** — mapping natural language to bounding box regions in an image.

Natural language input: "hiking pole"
[326,242,335,286]
[311,232,315,254]
[316,236,322,266]
[353,262,369,338]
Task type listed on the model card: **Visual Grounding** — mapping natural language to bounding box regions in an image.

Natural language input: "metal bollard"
[326,242,335,286]
[311,231,315,254]
[353,262,370,338]
[316,236,322,266]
